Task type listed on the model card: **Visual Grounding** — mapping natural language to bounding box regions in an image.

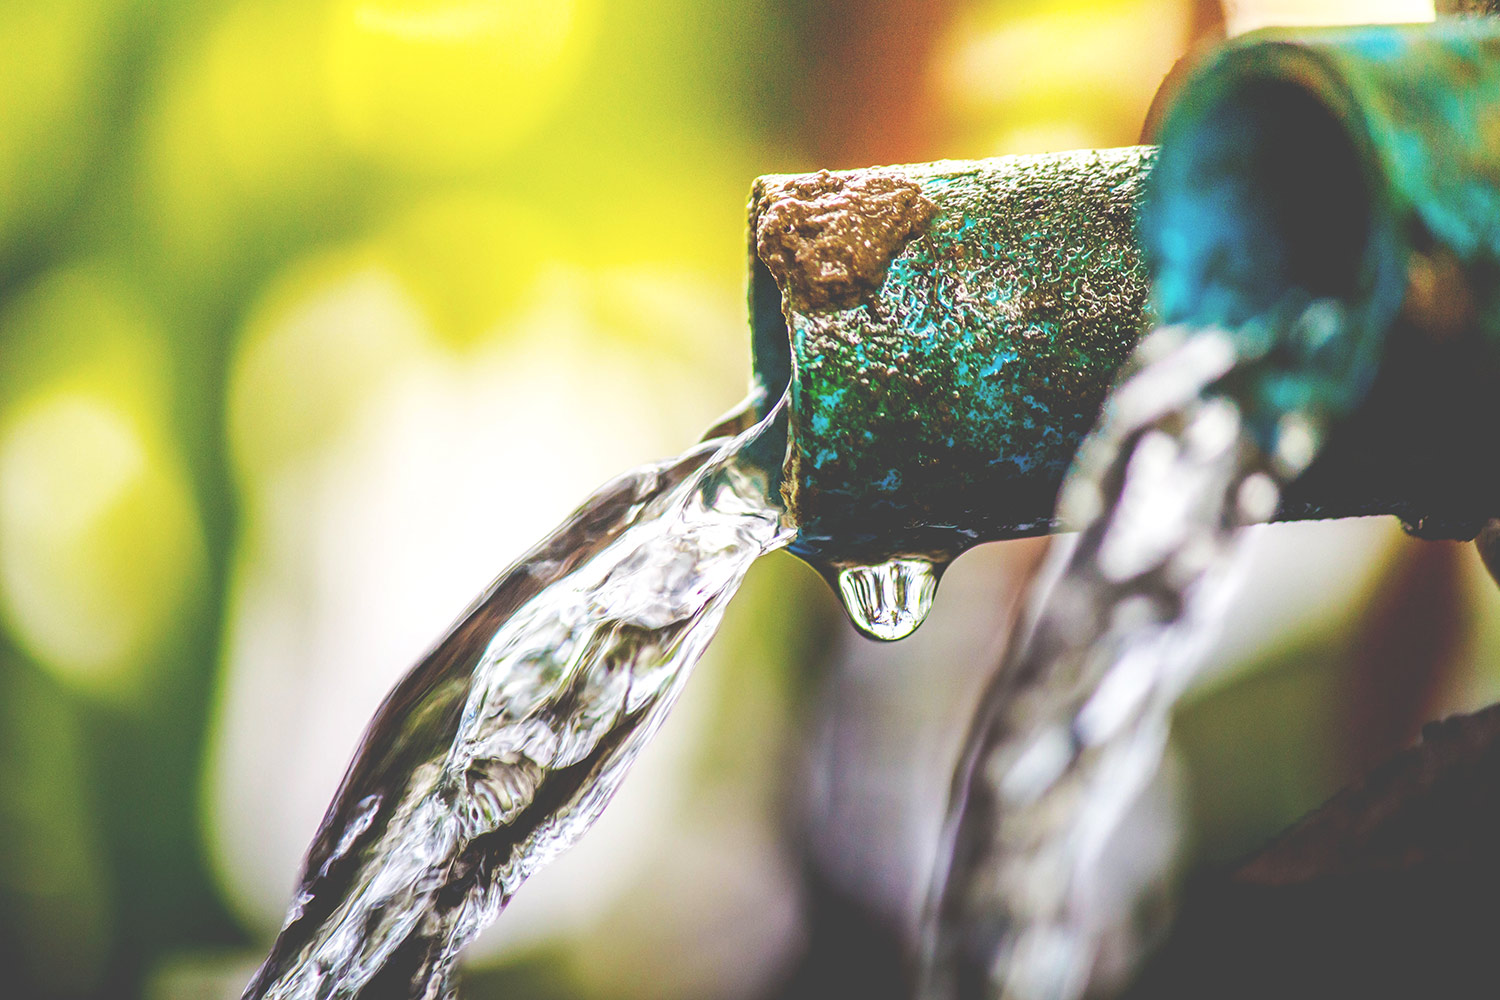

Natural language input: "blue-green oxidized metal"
[749,147,1154,573]
[749,18,1500,576]
[1146,18,1500,536]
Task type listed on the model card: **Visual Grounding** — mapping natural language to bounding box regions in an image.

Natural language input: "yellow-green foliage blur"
[7,4,1499,1000]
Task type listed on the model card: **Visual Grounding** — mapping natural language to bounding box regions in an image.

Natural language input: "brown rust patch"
[1400,245,1475,342]
[754,169,937,312]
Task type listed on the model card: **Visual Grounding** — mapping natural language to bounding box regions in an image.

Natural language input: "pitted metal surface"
[750,147,1154,568]
[747,19,1500,570]
[754,169,937,313]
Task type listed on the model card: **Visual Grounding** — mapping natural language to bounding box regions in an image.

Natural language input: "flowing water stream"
[242,401,793,1000]
[921,294,1360,1000]
[240,257,1373,1000]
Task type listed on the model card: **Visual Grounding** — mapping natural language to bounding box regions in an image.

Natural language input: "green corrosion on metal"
[1147,18,1500,534]
[749,147,1155,570]
[747,19,1500,572]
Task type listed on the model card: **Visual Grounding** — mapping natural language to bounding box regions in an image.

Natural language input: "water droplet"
[835,557,939,641]
[1235,470,1280,525]
[1271,411,1320,478]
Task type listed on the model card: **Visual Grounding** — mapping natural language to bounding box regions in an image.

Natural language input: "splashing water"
[836,557,940,641]
[243,402,793,1000]
[921,296,1361,1000]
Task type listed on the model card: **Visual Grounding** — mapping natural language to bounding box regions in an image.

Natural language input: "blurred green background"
[3,1,1496,998]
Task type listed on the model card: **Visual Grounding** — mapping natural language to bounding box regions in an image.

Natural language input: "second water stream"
[922,295,1359,1000]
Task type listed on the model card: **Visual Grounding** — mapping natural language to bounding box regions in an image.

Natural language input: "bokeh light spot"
[228,250,430,480]
[0,393,204,693]
[325,0,589,172]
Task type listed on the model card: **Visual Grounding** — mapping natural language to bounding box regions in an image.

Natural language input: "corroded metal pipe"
[1146,17,1500,535]
[919,18,1500,1000]
[748,17,1500,579]
[748,148,1154,574]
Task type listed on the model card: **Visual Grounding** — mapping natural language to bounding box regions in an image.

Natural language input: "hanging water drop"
[835,557,939,641]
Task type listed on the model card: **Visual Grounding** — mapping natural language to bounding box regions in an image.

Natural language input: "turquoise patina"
[749,146,1153,574]
[1147,18,1500,533]
[748,19,1500,574]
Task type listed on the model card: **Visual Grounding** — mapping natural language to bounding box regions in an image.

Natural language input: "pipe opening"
[749,252,792,407]
[1147,74,1376,326]
[738,247,794,481]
